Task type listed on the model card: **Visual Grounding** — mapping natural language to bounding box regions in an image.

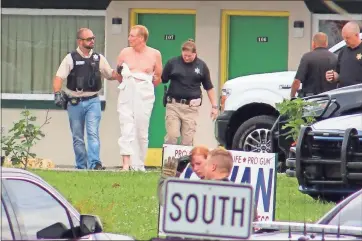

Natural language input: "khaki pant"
[164,101,199,146]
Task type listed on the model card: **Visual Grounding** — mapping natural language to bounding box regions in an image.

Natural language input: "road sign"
[162,178,254,240]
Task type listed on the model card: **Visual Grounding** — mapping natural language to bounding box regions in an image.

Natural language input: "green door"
[228,16,289,79]
[136,13,196,154]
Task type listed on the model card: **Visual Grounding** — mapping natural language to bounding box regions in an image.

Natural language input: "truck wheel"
[232,115,277,153]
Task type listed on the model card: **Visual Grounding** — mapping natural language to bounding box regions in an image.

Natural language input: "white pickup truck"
[214,33,362,156]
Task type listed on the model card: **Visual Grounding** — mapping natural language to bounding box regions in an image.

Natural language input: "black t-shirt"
[161,56,214,99]
[336,42,362,87]
[294,47,338,95]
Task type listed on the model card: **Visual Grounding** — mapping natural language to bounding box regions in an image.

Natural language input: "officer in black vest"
[52,28,121,170]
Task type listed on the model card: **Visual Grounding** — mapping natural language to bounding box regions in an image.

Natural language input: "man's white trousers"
[117,64,155,171]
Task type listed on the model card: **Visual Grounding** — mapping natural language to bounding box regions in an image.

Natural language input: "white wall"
[1,1,312,167]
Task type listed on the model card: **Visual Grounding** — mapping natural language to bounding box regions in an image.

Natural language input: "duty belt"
[77,94,98,101]
[167,97,192,105]
[68,94,98,105]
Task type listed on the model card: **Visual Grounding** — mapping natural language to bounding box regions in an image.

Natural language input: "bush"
[276,98,317,142]
[1,109,51,169]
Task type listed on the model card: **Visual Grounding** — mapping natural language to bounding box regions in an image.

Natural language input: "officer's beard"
[84,45,94,50]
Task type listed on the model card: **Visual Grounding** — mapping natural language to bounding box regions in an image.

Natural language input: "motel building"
[1,0,362,168]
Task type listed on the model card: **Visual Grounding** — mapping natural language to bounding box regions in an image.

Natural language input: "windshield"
[319,192,362,227]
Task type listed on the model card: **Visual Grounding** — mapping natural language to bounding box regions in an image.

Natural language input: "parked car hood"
[250,231,359,240]
[321,83,362,96]
[311,114,362,132]
[92,232,135,240]
[223,71,296,90]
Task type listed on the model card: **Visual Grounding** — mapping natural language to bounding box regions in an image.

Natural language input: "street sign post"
[162,178,254,240]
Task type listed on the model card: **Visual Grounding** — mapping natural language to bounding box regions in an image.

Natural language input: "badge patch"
[357,53,362,60]
[93,55,99,61]
[71,98,78,104]
[194,67,200,74]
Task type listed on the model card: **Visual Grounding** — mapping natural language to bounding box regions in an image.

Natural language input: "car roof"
[1,167,45,181]
[1,167,82,216]
[303,83,362,100]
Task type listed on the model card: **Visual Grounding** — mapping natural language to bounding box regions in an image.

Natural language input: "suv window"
[5,179,75,240]
[1,201,13,240]
[327,193,362,227]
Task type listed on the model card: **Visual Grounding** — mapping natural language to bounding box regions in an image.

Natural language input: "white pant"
[117,65,155,170]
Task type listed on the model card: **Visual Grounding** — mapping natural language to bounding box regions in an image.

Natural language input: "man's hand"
[211,106,218,120]
[54,91,64,108]
[111,70,122,83]
[326,70,337,82]
[161,156,179,179]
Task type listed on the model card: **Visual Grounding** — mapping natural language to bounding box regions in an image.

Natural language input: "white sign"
[163,178,254,240]
[158,144,277,237]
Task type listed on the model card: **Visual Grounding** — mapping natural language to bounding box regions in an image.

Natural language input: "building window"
[312,14,362,49]
[1,9,107,101]
[319,20,362,48]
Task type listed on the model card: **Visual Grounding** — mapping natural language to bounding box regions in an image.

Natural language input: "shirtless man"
[116,25,163,172]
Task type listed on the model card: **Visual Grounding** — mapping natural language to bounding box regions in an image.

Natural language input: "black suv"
[286,122,362,202]
[273,84,362,172]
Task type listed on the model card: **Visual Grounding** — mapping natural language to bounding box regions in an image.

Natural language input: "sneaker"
[94,163,105,170]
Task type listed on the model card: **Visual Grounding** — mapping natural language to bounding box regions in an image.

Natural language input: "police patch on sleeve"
[93,54,99,61]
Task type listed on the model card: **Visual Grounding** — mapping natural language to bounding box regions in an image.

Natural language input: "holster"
[163,85,168,107]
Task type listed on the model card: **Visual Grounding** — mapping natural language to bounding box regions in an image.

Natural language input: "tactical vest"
[66,51,102,92]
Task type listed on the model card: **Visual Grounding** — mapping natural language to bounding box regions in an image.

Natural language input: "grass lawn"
[32,170,335,240]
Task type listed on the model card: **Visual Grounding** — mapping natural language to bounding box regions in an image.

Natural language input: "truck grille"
[295,127,362,188]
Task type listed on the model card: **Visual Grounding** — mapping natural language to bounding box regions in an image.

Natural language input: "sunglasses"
[79,36,95,41]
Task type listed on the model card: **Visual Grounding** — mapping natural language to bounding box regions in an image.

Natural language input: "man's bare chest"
[124,51,156,74]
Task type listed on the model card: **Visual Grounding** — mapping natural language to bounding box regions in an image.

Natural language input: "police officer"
[290,32,338,98]
[326,21,362,87]
[161,39,218,146]
[52,28,121,170]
